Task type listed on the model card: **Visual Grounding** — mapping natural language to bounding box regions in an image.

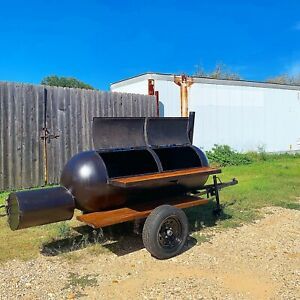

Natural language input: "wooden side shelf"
[109,167,221,188]
[77,195,210,229]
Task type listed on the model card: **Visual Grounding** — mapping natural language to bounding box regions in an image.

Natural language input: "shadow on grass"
[41,222,143,257]
[41,200,232,257]
[185,200,233,231]
[41,225,105,256]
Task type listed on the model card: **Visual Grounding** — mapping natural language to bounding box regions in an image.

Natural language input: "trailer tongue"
[5,112,237,259]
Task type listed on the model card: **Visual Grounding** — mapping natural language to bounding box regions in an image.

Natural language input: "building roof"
[111,72,300,91]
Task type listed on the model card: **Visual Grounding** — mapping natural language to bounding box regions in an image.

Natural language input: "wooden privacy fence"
[0,82,156,191]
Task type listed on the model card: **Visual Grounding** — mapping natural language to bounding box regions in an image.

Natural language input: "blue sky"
[0,0,300,90]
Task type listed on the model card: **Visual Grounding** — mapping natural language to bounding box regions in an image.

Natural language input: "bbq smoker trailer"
[4,113,237,259]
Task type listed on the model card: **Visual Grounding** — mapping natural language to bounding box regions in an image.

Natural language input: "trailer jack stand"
[193,176,237,216]
[212,175,222,216]
[202,176,238,217]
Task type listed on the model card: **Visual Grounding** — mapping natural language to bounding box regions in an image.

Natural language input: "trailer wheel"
[142,205,188,259]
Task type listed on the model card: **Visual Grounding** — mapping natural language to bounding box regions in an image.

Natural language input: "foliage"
[194,63,241,80]
[246,150,300,163]
[194,63,300,85]
[63,272,98,290]
[41,75,95,90]
[206,144,300,167]
[206,144,252,166]
[266,74,300,85]
[57,222,72,238]
[191,233,212,244]
[63,272,98,297]
[0,191,8,206]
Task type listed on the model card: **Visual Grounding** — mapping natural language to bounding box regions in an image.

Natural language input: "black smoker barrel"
[7,114,210,230]
[7,187,74,230]
[61,116,209,212]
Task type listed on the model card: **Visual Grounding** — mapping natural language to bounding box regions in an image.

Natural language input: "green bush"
[206,144,252,167]
[206,144,300,166]
[41,75,95,90]
[246,150,300,162]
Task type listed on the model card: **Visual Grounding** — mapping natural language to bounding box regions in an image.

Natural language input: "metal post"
[188,111,195,144]
[155,91,160,117]
[40,88,59,185]
[174,75,193,117]
[148,79,155,95]
[213,175,221,211]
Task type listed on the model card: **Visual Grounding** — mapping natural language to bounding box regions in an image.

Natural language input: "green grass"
[0,155,299,262]
[0,217,62,262]
[187,155,300,230]
[0,188,70,262]
[63,272,98,290]
[62,272,98,298]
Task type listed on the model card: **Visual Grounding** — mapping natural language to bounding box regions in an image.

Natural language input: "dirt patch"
[0,206,299,299]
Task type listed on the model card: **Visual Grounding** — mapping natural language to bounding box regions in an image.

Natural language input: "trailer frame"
[77,169,238,229]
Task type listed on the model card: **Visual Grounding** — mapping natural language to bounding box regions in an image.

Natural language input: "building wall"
[111,75,300,152]
[155,79,181,117]
[112,79,148,95]
[189,84,300,152]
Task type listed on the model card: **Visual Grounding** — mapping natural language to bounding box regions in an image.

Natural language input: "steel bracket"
[40,128,60,143]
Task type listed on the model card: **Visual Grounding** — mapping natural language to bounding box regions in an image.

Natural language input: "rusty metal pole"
[174,75,193,117]
[155,91,159,116]
[148,79,155,96]
[43,131,48,185]
[40,88,59,185]
[148,79,159,116]
[41,127,59,185]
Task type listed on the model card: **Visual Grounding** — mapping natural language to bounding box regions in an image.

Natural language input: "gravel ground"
[0,206,299,300]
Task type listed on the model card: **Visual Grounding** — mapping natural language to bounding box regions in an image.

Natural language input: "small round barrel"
[7,187,75,230]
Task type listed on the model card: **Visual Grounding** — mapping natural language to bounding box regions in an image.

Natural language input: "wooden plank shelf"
[109,167,221,188]
[77,195,210,229]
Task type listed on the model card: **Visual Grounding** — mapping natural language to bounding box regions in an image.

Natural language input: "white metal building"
[111,73,300,152]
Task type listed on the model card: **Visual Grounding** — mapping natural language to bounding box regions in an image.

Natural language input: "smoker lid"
[146,117,191,147]
[93,117,147,150]
[92,116,191,150]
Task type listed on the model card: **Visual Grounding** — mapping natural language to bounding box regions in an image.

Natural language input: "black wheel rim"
[157,216,183,250]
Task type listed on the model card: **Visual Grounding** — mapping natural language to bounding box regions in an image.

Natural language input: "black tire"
[142,205,188,259]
